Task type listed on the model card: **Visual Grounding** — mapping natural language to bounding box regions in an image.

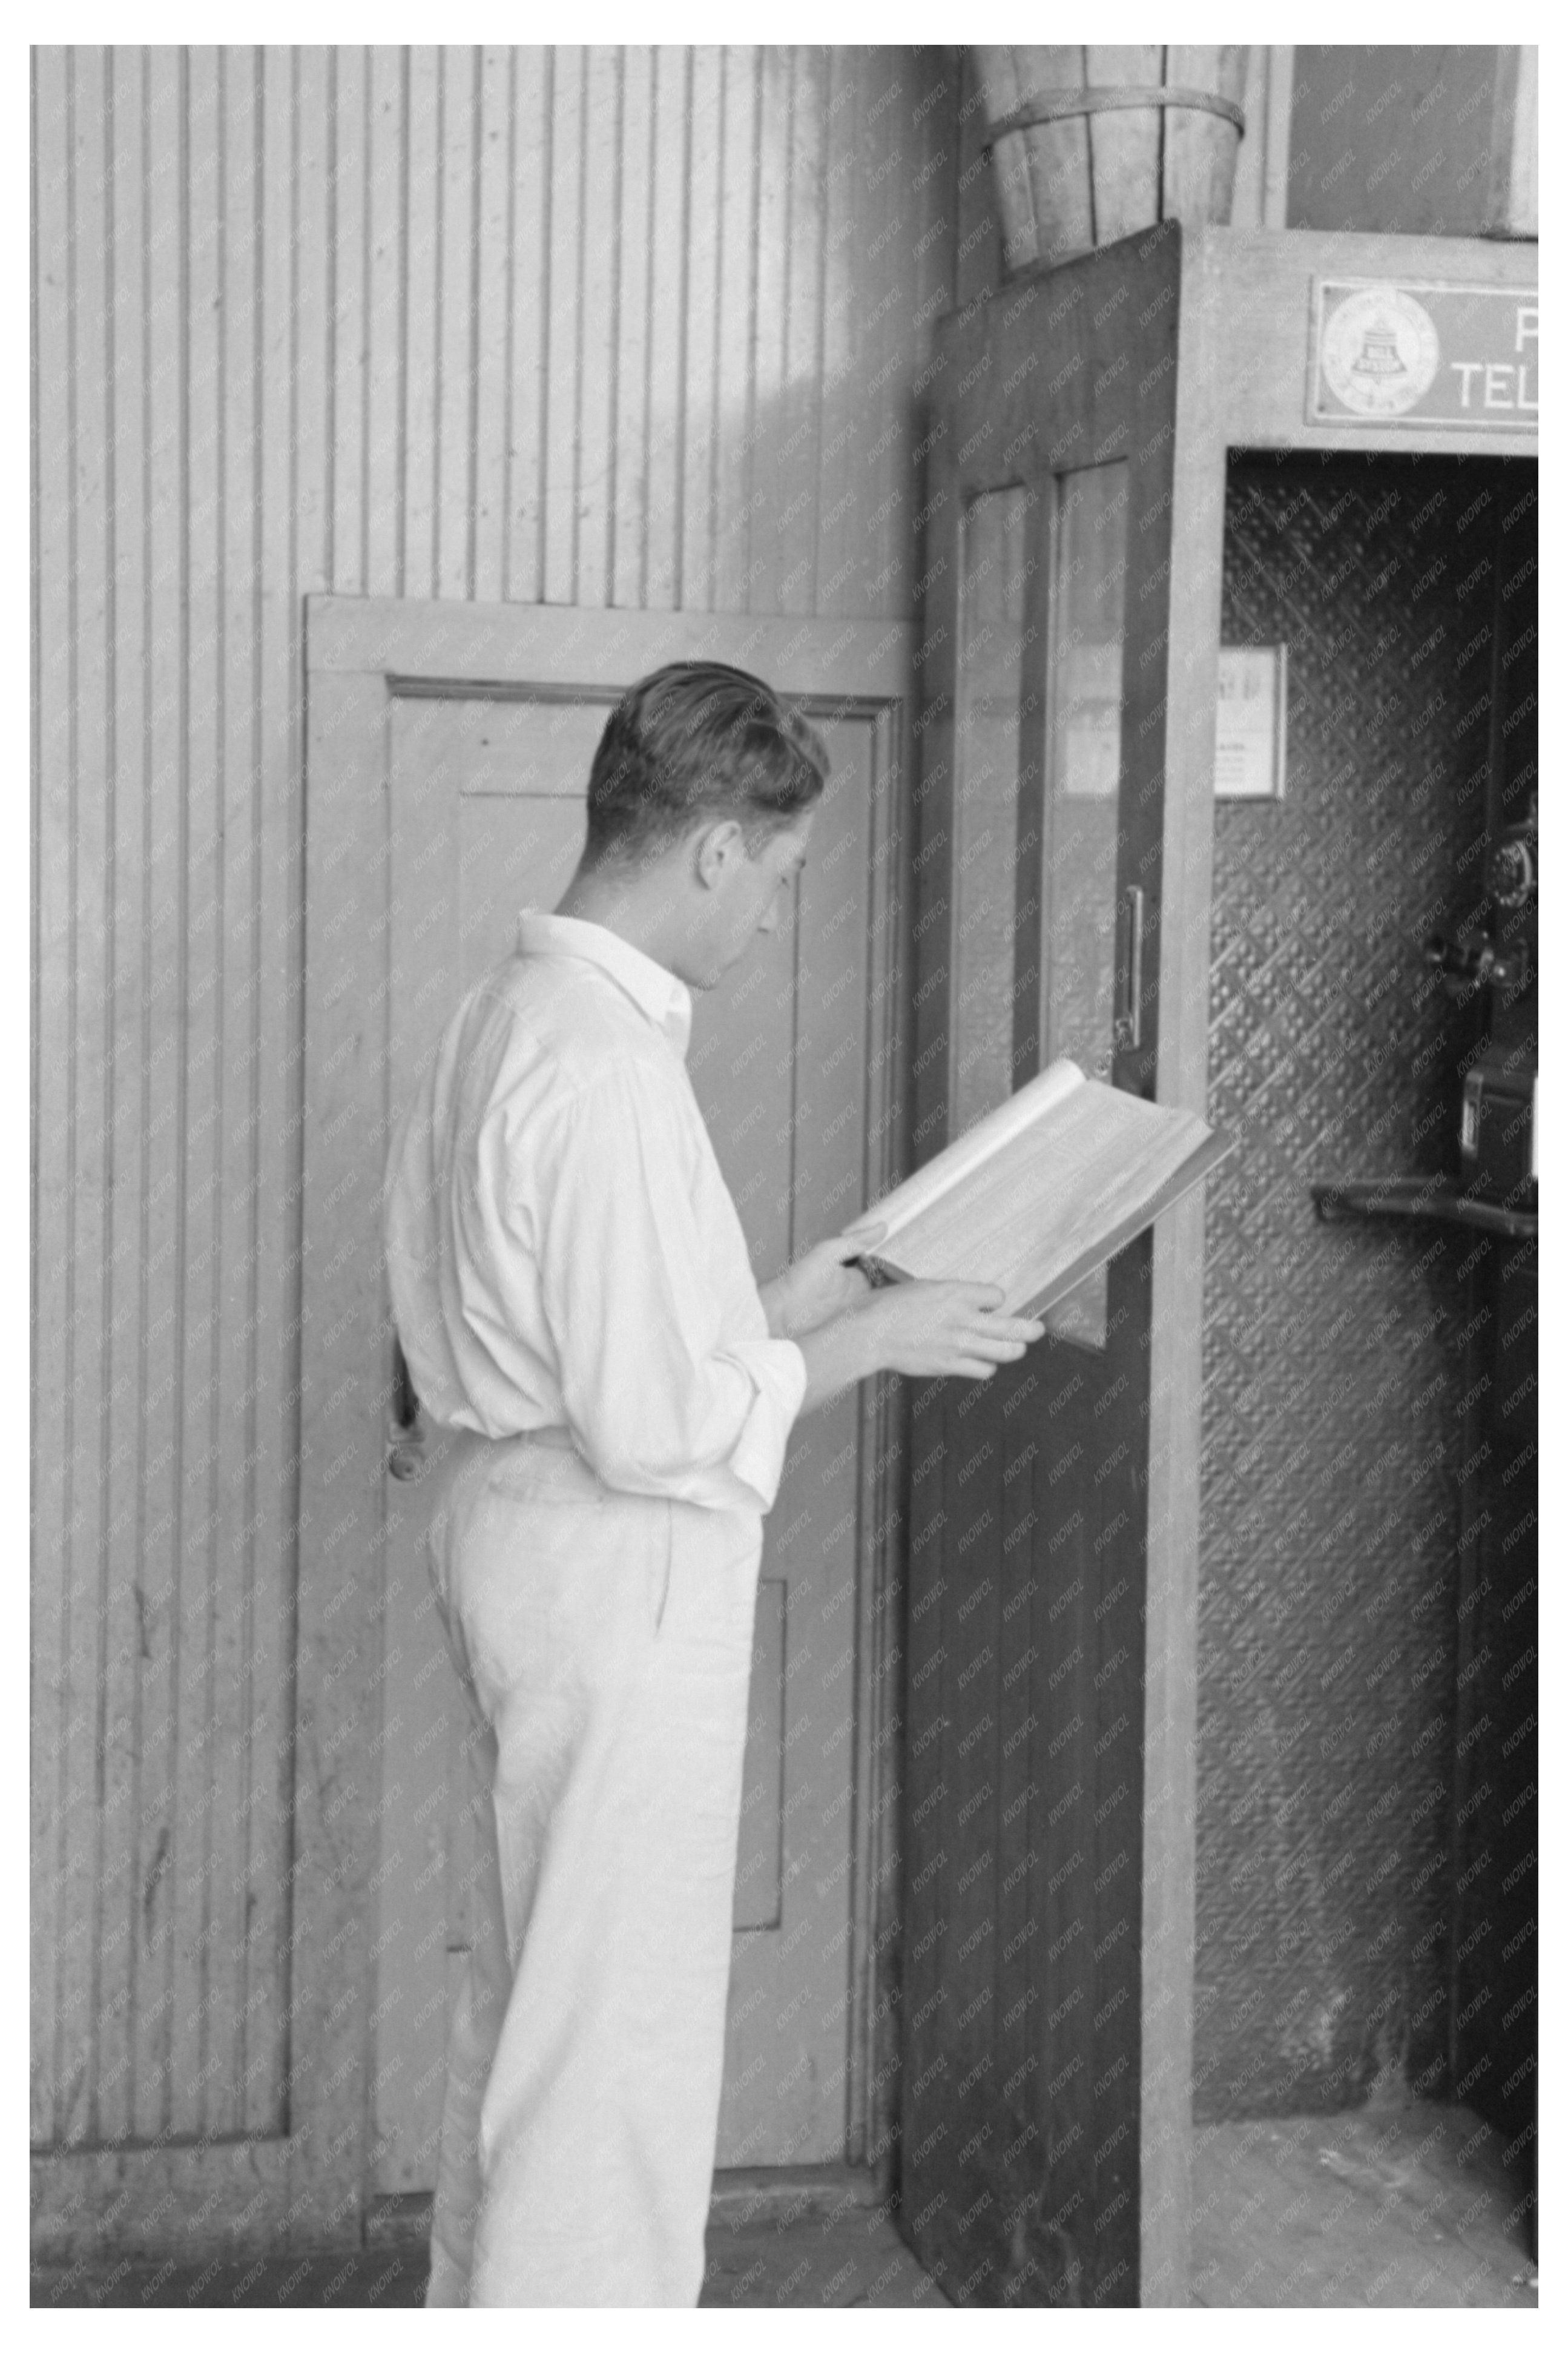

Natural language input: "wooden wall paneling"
[293,50,329,598]
[30,38,71,2153]
[816,50,868,612]
[96,41,151,2150]
[170,41,224,2143]
[854,45,904,607]
[746,47,788,618]
[208,43,261,2139]
[921,1378,1001,2274]
[789,715,872,1251]
[808,51,849,616]
[247,36,306,2133]
[680,46,722,611]
[1230,48,1293,233]
[435,47,478,602]
[642,45,687,612]
[32,2138,290,2267]
[377,694,471,2196]
[504,46,549,607]
[35,36,78,2155]
[47,39,107,2158]
[774,47,825,617]
[309,606,912,724]
[1260,51,1295,229]
[905,53,957,619]
[102,49,149,2148]
[1089,1333,1147,2281]
[472,47,513,607]
[963,1389,1007,2124]
[291,662,392,2240]
[1040,1379,1098,2240]
[906,329,958,1166]
[610,47,654,612]
[576,45,620,611]
[542,46,582,606]
[132,41,188,2147]
[878,52,938,621]
[847,701,909,2168]
[954,47,1001,311]
[901,1379,949,2180]
[325,45,364,595]
[32,43,976,2222]
[363,45,403,596]
[711,46,759,615]
[993,1420,1036,2116]
[67,38,114,2154]
[1489,45,1538,236]
[401,49,439,602]
[294,47,332,601]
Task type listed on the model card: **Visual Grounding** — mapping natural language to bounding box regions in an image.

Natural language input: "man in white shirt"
[384,661,1041,2307]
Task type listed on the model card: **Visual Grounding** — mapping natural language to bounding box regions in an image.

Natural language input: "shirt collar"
[516,908,693,1060]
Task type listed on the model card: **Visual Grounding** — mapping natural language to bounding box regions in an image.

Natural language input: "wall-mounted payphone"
[1428,795,1538,1208]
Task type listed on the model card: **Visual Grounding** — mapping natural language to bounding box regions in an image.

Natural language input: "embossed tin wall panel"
[1193,454,1518,2119]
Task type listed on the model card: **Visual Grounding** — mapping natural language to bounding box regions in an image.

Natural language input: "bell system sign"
[1309,279,1537,432]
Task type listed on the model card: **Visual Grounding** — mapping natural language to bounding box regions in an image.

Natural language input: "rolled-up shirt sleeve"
[498,1061,806,1513]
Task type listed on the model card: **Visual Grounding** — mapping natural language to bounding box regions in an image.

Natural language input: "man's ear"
[692,817,746,891]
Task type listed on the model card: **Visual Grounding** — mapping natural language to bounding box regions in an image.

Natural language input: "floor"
[31,2100,1535,2309]
[1189,2101,1537,2308]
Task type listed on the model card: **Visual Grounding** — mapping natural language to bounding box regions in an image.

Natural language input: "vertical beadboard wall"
[31,42,960,2154]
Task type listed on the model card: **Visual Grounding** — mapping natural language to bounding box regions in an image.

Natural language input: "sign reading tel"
[1309,280,1537,432]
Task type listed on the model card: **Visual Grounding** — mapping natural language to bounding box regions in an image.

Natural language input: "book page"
[869,1059,1085,1242]
[875,1081,1215,1313]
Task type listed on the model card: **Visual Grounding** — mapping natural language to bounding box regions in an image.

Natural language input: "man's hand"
[793,1275,1045,1410]
[858,1279,1045,1381]
[760,1219,889,1340]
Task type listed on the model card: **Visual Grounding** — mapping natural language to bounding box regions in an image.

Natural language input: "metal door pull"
[1114,885,1144,1053]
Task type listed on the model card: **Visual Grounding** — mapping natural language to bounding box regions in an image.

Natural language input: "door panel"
[373,688,877,2189]
[1030,464,1130,1349]
[900,226,1184,2306]
[949,480,1038,1132]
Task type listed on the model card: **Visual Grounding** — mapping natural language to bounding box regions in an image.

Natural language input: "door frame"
[298,596,916,2232]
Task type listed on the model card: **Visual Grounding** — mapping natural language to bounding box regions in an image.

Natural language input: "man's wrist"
[796,1296,885,1410]
[757,1275,789,1338]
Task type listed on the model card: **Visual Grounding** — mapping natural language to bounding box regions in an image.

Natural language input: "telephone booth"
[897,225,1537,2305]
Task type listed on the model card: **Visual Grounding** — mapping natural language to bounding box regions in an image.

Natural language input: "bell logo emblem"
[1320,288,1441,416]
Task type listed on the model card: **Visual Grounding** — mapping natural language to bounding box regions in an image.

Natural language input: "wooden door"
[897,223,1215,2306]
[341,608,909,2197]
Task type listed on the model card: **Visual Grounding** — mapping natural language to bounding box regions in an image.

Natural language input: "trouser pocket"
[454,1479,673,1718]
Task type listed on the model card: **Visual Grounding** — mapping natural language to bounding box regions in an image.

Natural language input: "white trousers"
[421,1427,762,2308]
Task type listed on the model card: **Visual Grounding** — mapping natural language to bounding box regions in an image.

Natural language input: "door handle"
[1114,885,1144,1054]
[388,1336,426,1482]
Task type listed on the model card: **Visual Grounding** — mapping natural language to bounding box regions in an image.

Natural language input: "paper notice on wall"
[1214,645,1287,801]
[1059,640,1122,800]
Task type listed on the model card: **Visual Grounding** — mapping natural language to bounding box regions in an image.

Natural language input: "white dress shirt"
[383,908,808,1515]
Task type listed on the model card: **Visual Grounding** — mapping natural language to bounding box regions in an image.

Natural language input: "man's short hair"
[583,662,829,868]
